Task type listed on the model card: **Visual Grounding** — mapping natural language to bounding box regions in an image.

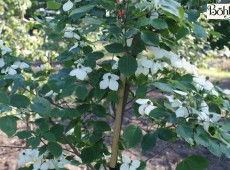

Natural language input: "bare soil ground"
[0,78,230,170]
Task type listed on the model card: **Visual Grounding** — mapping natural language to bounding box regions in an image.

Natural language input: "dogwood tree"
[0,0,230,170]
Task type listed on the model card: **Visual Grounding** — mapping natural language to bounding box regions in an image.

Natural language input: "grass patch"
[198,68,230,78]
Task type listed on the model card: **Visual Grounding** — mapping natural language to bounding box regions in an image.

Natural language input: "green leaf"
[0,116,17,137]
[176,155,209,170]
[152,82,173,92]
[118,55,137,77]
[70,4,95,16]
[80,145,102,163]
[28,137,40,149]
[92,104,107,117]
[31,96,51,118]
[149,108,167,119]
[151,19,168,29]
[141,132,157,154]
[122,125,142,148]
[104,43,125,53]
[46,1,61,10]
[10,94,30,108]
[176,124,193,139]
[193,23,207,39]
[16,131,32,139]
[157,128,176,141]
[176,27,189,40]
[47,142,63,158]
[0,91,10,105]
[44,132,56,142]
[93,121,111,133]
[50,124,64,139]
[124,28,139,38]
[136,86,147,98]
[76,86,88,100]
[188,9,200,22]
[141,31,159,46]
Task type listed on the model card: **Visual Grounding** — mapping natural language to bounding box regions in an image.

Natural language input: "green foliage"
[122,125,142,148]
[176,155,209,170]
[0,0,229,169]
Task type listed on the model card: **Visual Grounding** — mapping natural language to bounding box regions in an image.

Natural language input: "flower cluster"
[18,149,70,170]
[135,46,198,76]
[100,73,119,91]
[0,59,29,75]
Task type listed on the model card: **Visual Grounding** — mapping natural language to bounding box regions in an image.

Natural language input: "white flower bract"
[99,73,119,91]
[120,156,140,170]
[69,63,92,80]
[136,99,157,115]
[63,0,73,12]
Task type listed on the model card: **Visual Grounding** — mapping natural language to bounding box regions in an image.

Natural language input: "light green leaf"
[151,19,168,29]
[47,1,62,10]
[152,82,173,92]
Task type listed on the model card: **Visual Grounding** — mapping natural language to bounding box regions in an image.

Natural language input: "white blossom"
[120,156,140,170]
[0,40,12,55]
[0,58,5,67]
[63,0,73,12]
[35,64,47,71]
[135,56,153,75]
[1,66,17,75]
[197,101,221,131]
[147,46,167,58]
[223,89,230,95]
[69,63,92,80]
[173,90,188,96]
[136,99,157,115]
[45,90,58,97]
[151,60,168,74]
[175,107,189,118]
[99,73,119,91]
[165,95,188,117]
[13,61,30,69]
[64,27,80,40]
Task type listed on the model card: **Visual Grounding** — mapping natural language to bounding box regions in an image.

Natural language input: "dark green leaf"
[105,43,125,53]
[141,31,159,46]
[92,104,107,117]
[31,96,51,118]
[151,19,168,29]
[141,132,157,154]
[93,121,111,133]
[10,94,30,108]
[193,23,207,39]
[123,124,142,148]
[76,86,88,100]
[0,91,10,105]
[157,128,176,141]
[176,155,209,170]
[0,116,17,137]
[118,55,137,77]
[47,142,63,158]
